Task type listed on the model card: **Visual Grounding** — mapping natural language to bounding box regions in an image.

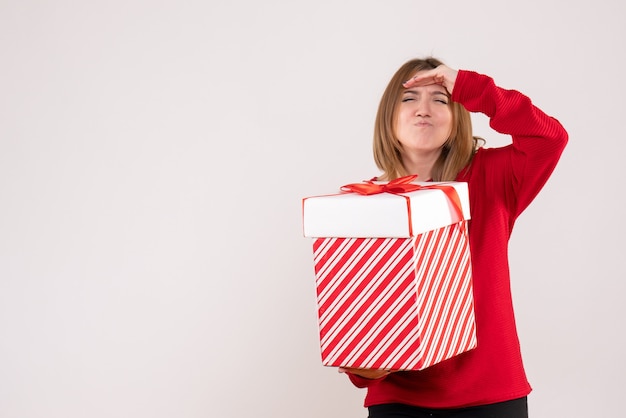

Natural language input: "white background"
[1,1,624,417]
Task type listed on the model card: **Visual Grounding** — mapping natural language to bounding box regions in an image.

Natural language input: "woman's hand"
[403,65,459,95]
[338,367,394,380]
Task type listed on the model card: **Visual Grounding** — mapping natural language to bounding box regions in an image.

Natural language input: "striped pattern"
[312,220,476,370]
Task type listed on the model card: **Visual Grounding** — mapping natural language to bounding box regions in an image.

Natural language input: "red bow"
[340,175,424,195]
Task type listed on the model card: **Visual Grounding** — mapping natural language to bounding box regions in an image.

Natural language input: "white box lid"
[302,181,470,238]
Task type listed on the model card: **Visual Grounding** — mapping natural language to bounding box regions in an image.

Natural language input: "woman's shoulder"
[456,145,515,181]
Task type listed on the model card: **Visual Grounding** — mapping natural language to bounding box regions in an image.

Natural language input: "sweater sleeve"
[451,70,568,219]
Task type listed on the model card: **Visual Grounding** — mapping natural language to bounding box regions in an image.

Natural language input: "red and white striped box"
[302,179,476,370]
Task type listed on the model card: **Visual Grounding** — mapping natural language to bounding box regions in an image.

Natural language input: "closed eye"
[432,92,449,104]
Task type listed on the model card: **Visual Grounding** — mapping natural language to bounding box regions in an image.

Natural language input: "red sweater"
[347,70,568,408]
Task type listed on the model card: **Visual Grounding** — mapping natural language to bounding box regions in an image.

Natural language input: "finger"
[337,367,393,379]
[403,71,442,88]
[403,74,435,88]
[338,367,366,374]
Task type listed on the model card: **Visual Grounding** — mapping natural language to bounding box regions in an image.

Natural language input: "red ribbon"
[341,174,423,195]
[340,175,464,236]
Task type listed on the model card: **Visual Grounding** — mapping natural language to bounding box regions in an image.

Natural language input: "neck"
[402,150,441,181]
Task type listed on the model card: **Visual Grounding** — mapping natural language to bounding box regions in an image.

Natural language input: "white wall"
[1,1,624,417]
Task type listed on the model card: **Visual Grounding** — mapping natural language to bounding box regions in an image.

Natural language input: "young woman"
[338,57,568,418]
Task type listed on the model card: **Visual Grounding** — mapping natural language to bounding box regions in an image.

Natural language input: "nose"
[414,100,431,117]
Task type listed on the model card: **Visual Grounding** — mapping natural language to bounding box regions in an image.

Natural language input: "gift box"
[302,176,477,370]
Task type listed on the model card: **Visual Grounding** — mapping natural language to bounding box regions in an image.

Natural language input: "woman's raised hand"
[403,65,459,95]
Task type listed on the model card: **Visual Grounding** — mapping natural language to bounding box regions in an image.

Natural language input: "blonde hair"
[373,57,484,181]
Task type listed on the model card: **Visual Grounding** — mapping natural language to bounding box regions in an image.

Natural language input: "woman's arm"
[406,66,568,217]
[452,69,568,217]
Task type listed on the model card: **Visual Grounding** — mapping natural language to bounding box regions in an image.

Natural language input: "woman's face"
[394,80,453,156]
